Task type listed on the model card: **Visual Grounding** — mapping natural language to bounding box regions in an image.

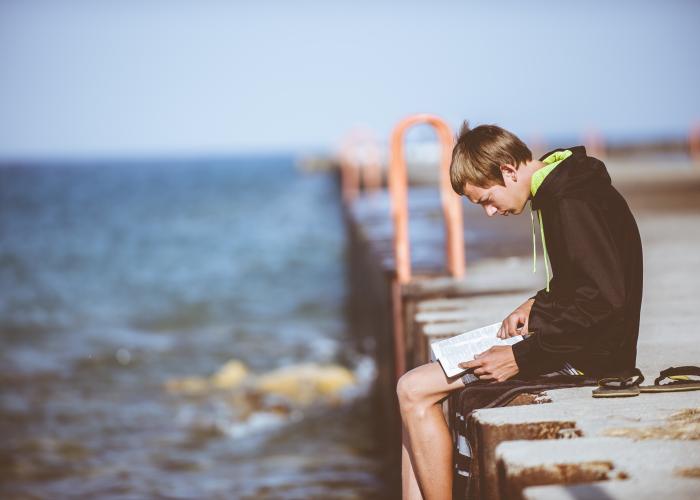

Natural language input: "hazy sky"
[1,0,699,159]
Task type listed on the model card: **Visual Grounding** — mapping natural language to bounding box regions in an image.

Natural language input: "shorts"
[460,361,584,386]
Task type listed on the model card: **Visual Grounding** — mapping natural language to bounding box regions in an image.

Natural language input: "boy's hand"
[458,345,519,382]
[497,298,535,339]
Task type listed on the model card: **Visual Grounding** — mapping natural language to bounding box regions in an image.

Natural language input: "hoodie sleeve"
[512,198,626,376]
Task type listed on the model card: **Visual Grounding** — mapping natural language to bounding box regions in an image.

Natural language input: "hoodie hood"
[530,145,612,211]
[531,149,572,197]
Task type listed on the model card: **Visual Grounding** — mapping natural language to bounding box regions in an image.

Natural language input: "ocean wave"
[165,355,377,441]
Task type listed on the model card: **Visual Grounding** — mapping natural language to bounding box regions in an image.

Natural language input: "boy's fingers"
[501,319,510,337]
[473,367,488,376]
[459,359,483,369]
[506,317,518,336]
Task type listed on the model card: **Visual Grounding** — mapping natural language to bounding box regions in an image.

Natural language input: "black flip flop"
[592,368,645,398]
[639,366,700,393]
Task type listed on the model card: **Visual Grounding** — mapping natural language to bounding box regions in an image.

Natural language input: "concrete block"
[522,476,700,500]
[496,438,700,500]
[470,390,700,499]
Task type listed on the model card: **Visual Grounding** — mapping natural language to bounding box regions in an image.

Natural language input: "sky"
[1,0,699,160]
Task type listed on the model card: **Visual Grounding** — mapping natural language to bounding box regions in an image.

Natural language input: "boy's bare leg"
[397,362,466,500]
[401,425,422,499]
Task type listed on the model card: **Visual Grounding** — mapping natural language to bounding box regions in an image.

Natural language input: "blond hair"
[450,121,532,194]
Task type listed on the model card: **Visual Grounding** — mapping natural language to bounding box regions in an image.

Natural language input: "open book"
[430,322,524,378]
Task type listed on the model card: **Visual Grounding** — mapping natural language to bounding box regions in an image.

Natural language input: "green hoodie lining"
[529,149,573,292]
[531,150,573,197]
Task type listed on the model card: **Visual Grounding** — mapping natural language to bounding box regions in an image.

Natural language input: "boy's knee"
[396,369,425,412]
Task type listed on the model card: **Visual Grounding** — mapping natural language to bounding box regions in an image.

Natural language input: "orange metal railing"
[388,114,465,284]
[339,138,360,203]
[690,122,700,166]
[387,114,465,378]
[339,129,383,202]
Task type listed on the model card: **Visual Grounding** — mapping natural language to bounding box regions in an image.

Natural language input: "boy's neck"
[523,160,546,199]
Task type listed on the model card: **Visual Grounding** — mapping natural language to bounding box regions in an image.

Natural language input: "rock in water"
[255,363,356,406]
[165,359,249,395]
[164,376,210,395]
[211,360,248,389]
[164,360,357,408]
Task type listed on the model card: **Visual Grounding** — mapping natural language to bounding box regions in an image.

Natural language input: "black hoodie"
[512,146,643,378]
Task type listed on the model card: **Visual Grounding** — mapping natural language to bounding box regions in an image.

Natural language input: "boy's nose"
[484,205,497,217]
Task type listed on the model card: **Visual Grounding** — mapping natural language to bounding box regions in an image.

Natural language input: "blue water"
[0,157,385,498]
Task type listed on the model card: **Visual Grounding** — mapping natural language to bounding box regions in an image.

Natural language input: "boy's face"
[462,165,530,217]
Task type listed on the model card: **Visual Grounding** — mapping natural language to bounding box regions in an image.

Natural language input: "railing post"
[339,129,383,201]
[388,114,465,379]
[339,136,360,203]
[690,122,700,167]
[360,138,382,195]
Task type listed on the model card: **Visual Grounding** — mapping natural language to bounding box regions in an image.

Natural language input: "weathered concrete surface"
[496,438,700,499]
[608,163,700,380]
[405,256,544,298]
[632,213,700,379]
[608,159,700,213]
[415,289,532,350]
[522,477,700,500]
[474,391,700,434]
[471,393,700,498]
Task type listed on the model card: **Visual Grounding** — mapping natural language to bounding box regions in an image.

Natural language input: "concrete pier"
[470,391,700,499]
[498,438,700,500]
[342,156,700,498]
[522,477,700,500]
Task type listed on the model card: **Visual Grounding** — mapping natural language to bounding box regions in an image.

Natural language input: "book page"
[430,322,523,378]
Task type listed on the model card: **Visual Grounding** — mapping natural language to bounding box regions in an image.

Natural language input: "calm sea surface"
[0,157,387,499]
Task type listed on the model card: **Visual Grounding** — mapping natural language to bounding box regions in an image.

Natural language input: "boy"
[396,122,643,500]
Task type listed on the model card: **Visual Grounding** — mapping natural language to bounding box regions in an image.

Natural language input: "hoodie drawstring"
[529,149,572,293]
[530,201,551,292]
[530,203,537,272]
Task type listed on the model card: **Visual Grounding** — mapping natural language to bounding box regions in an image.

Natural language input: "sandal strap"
[598,367,644,388]
[655,366,700,385]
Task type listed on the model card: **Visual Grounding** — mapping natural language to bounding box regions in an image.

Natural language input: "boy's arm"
[512,198,626,376]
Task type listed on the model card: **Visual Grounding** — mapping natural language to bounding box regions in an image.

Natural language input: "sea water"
[0,157,387,498]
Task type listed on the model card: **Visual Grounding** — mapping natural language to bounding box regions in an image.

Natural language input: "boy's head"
[450,121,533,216]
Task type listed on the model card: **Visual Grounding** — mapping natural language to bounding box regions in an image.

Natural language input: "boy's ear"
[500,163,518,183]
